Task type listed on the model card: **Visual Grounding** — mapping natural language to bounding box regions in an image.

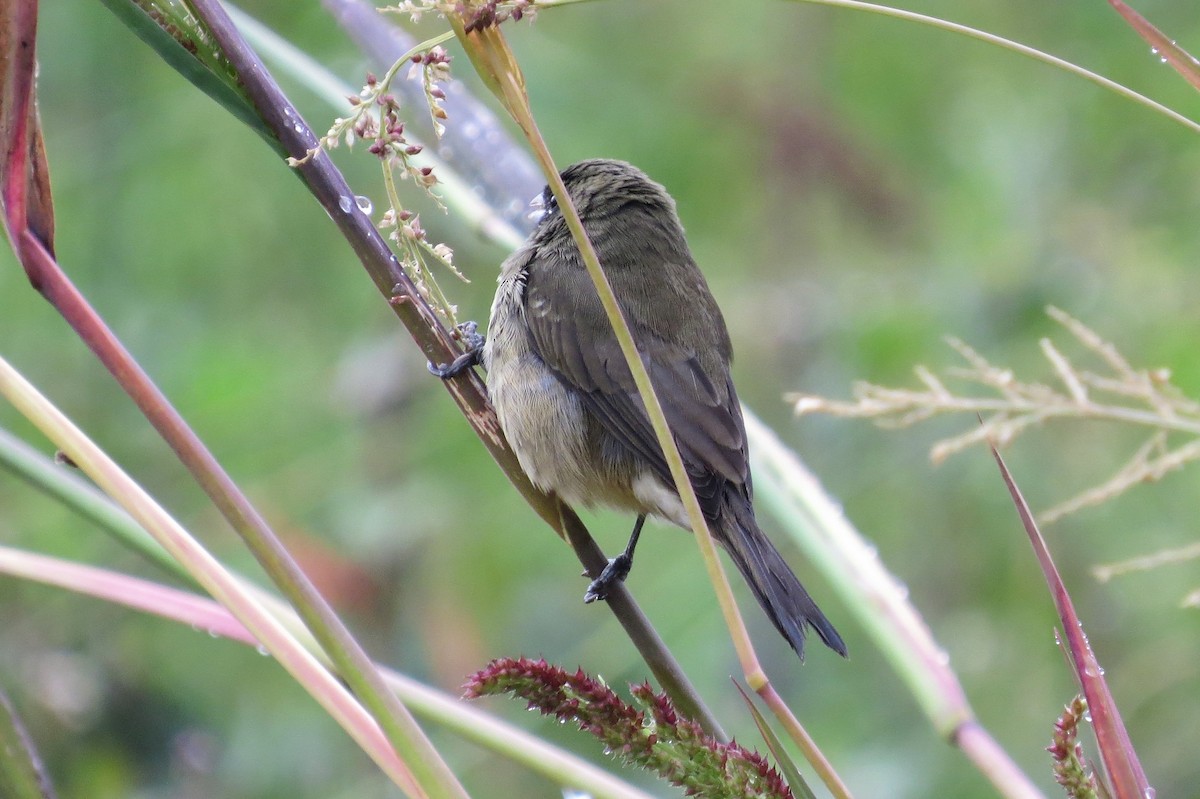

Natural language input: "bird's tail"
[715,497,846,660]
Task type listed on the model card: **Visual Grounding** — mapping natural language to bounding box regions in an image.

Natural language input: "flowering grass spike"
[466,657,795,798]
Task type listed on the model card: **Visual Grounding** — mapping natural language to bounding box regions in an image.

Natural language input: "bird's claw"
[428,322,485,379]
[583,553,632,603]
[456,321,485,351]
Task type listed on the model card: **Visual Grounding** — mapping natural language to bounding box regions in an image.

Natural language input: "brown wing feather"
[522,254,747,520]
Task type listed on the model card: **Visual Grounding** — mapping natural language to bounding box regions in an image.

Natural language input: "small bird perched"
[432,159,846,660]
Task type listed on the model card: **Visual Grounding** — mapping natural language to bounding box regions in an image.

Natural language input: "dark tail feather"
[716,498,847,660]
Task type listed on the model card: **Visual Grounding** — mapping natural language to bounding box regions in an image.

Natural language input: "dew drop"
[338,195,353,213]
[256,644,271,657]
[355,195,374,214]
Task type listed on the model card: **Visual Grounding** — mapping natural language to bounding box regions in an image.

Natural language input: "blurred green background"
[3,1,1199,796]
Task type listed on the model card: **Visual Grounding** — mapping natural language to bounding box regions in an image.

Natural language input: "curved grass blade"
[794,0,1200,135]
[0,0,55,252]
[1108,0,1200,93]
[988,445,1152,799]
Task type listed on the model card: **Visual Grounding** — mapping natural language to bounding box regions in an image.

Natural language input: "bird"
[431,159,846,660]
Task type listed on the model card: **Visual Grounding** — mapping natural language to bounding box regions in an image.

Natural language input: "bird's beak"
[527,192,546,224]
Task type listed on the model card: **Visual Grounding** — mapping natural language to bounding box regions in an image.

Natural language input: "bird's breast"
[484,273,652,516]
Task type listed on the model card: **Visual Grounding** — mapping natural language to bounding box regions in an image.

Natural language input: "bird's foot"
[583,553,633,603]
[428,322,484,379]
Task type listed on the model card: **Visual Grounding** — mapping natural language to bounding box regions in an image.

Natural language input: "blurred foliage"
[2,0,1198,796]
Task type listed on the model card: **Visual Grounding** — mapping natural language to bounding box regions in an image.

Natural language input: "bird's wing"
[522,259,747,519]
